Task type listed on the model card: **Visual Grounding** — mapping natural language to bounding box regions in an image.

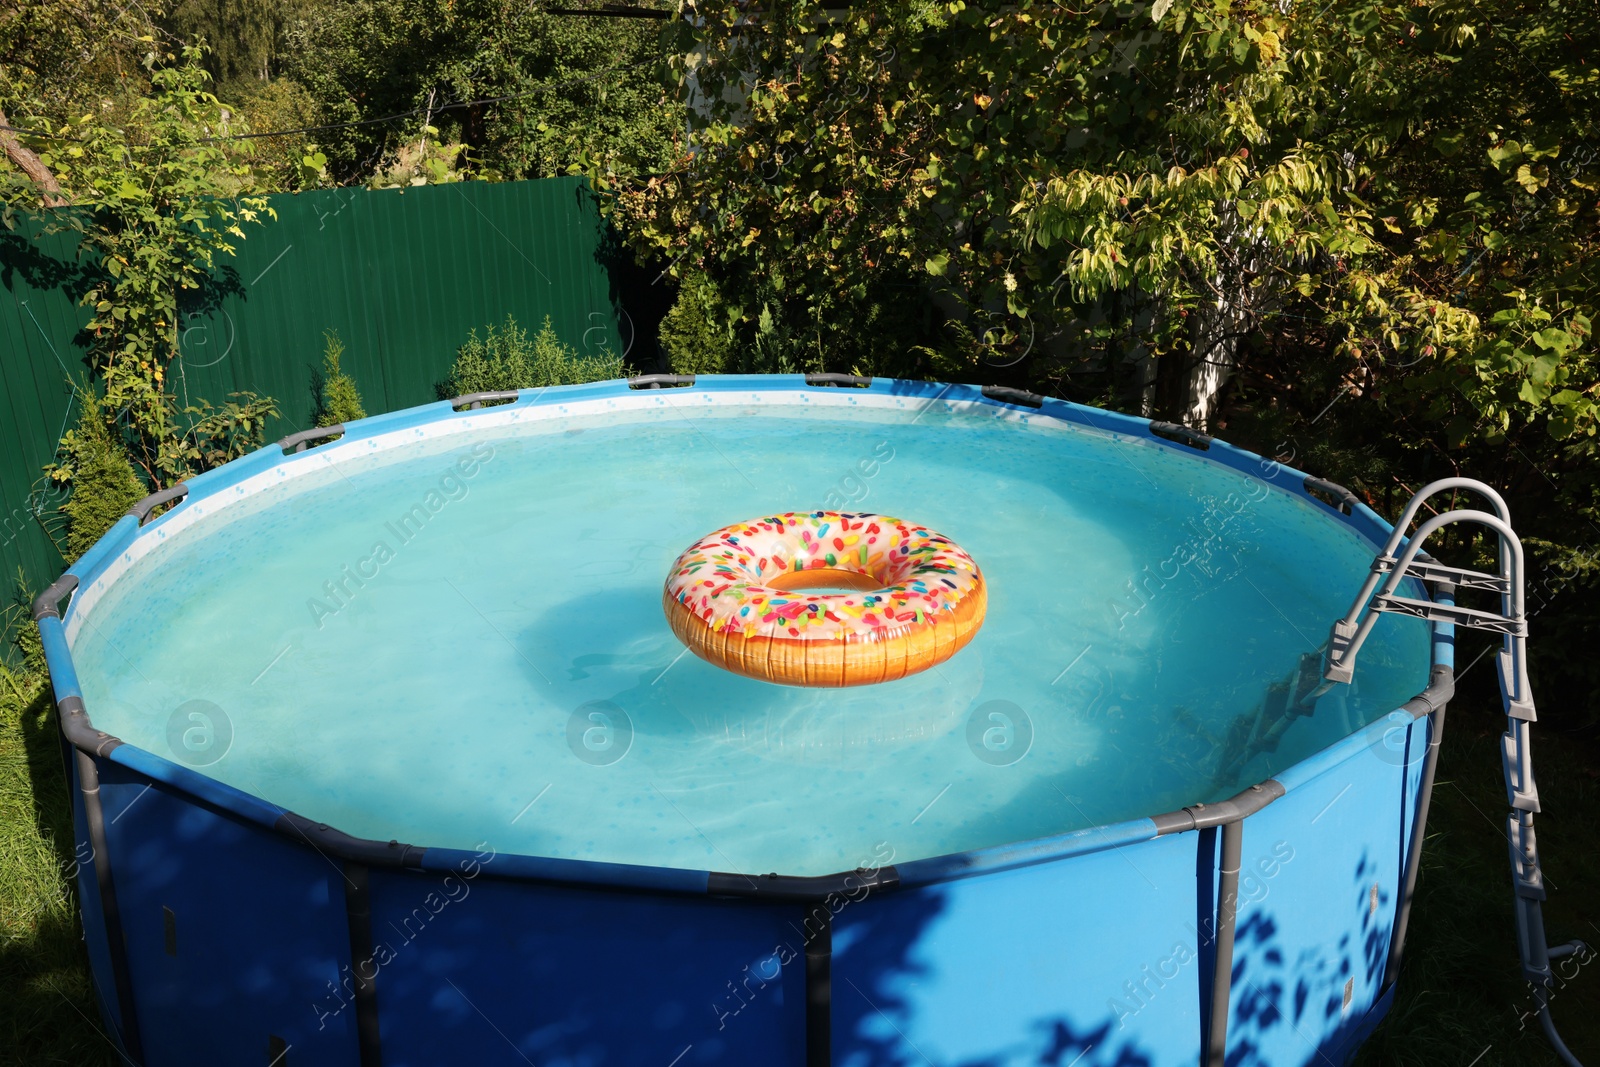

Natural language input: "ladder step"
[1507,814,1547,898]
[1322,618,1358,684]
[1370,594,1524,635]
[1497,649,1537,721]
[1376,556,1510,592]
[1501,732,1542,813]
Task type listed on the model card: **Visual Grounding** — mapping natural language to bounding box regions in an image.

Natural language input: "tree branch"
[0,106,68,207]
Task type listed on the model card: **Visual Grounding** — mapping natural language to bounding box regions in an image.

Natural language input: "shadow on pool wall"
[66,742,1422,1066]
[823,760,1417,1067]
[32,376,1456,1066]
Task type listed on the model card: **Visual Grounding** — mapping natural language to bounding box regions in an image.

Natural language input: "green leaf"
[925,253,949,276]
[1487,141,1523,169]
[1531,329,1573,355]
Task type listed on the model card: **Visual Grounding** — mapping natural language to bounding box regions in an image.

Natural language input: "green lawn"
[2,657,1594,1066]
[1,666,121,1066]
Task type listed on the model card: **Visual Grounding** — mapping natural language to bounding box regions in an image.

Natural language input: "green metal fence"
[0,177,634,643]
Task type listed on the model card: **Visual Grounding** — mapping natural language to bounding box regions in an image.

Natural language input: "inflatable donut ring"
[664,511,986,687]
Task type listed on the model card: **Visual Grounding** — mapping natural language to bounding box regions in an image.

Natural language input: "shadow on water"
[512,584,983,765]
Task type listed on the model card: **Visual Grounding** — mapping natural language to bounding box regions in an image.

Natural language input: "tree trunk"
[0,107,68,207]
[1182,295,1249,429]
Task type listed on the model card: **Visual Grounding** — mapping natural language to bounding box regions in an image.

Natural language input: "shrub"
[179,393,279,473]
[659,272,733,376]
[313,330,367,426]
[438,315,623,398]
[6,572,45,676]
[46,384,274,564]
[231,76,327,191]
[55,390,147,563]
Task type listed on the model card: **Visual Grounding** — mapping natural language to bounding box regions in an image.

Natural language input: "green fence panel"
[0,176,631,648]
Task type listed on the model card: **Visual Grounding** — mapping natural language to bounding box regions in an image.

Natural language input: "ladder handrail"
[1376,477,1512,561]
[1318,480,1585,1067]
[1339,478,1513,645]
[1332,509,1528,704]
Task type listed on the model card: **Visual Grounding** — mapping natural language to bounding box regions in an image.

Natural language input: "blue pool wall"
[37,375,1453,1067]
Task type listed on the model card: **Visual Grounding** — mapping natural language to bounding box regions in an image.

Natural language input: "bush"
[438,315,624,398]
[6,572,45,677]
[313,330,367,427]
[230,76,326,191]
[659,272,733,376]
[55,391,146,563]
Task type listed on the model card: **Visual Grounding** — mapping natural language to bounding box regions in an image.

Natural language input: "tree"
[613,0,1489,411]
[4,46,281,491]
[280,0,682,185]
[0,0,169,118]
[161,0,316,89]
[314,330,367,426]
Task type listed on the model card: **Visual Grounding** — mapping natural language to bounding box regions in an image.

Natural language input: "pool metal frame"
[36,374,1461,1067]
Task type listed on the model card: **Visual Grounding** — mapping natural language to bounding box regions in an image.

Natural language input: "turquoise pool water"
[69,397,1429,876]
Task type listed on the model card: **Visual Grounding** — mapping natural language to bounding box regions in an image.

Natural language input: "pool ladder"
[1318,478,1588,1067]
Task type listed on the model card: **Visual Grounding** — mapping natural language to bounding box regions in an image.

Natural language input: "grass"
[0,643,1594,1065]
[0,662,120,1066]
[1355,662,1600,1066]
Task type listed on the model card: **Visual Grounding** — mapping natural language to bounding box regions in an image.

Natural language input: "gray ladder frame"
[1322,478,1587,1067]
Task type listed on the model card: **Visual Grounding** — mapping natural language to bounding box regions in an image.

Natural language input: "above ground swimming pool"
[37,376,1452,1067]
